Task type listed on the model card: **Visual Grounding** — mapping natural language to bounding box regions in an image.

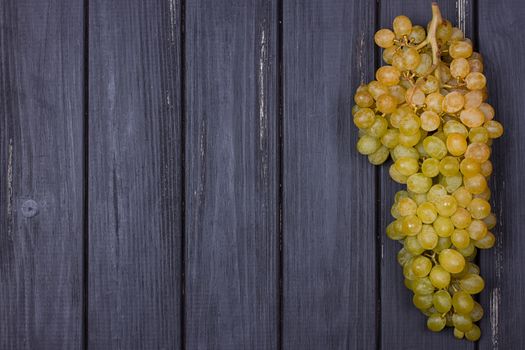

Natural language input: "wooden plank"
[0,0,84,348]
[184,0,279,349]
[88,0,182,348]
[379,1,475,349]
[282,1,378,348]
[477,1,525,349]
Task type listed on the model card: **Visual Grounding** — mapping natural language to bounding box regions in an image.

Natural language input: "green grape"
[399,114,421,136]
[376,65,401,86]
[421,158,440,177]
[454,328,465,339]
[451,229,470,249]
[413,293,434,310]
[466,262,480,275]
[474,231,495,249]
[405,236,425,255]
[442,91,465,114]
[404,278,414,290]
[453,187,473,208]
[451,208,472,229]
[433,216,454,237]
[412,256,432,277]
[460,158,481,177]
[409,192,427,205]
[395,190,410,202]
[393,15,412,37]
[381,129,400,148]
[417,225,438,249]
[412,277,435,295]
[392,145,420,160]
[464,173,487,195]
[357,135,381,155]
[398,129,421,147]
[397,247,413,266]
[353,108,376,128]
[449,40,473,59]
[416,202,437,224]
[368,146,390,165]
[427,184,448,203]
[460,273,485,294]
[483,212,497,230]
[376,94,398,114]
[434,194,458,217]
[444,120,468,138]
[402,215,423,236]
[468,126,489,143]
[386,221,405,240]
[467,198,491,219]
[374,28,396,48]
[452,290,474,314]
[457,242,476,258]
[434,236,452,253]
[367,117,389,138]
[460,108,485,128]
[465,324,481,341]
[429,265,451,289]
[395,157,419,176]
[452,313,474,332]
[407,173,432,194]
[439,156,460,177]
[354,90,374,108]
[423,136,448,159]
[397,197,418,216]
[389,164,408,184]
[409,25,426,43]
[402,47,421,70]
[470,301,484,322]
[427,314,446,332]
[433,290,452,313]
[403,258,417,280]
[438,249,465,273]
[440,174,463,194]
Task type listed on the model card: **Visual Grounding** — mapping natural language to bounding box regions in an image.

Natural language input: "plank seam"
[277,0,284,348]
[374,1,382,349]
[82,0,90,348]
[180,0,187,348]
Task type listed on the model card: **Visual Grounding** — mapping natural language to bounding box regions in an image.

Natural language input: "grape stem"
[415,3,443,77]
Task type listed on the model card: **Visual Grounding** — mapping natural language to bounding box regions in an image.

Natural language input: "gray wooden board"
[379,1,475,349]
[0,0,84,348]
[0,0,523,348]
[478,0,525,349]
[282,0,378,348]
[184,0,280,349]
[88,0,182,348]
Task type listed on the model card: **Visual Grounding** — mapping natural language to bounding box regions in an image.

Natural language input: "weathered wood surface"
[282,1,378,349]
[0,0,521,349]
[88,0,182,348]
[184,0,279,349]
[0,0,84,348]
[478,1,525,349]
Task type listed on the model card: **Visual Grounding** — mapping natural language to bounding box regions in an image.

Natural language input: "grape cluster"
[353,4,502,341]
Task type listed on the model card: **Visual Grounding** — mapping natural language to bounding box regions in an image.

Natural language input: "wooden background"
[0,0,523,349]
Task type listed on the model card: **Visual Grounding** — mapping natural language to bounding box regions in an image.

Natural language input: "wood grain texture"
[88,0,182,348]
[282,1,378,348]
[379,1,474,349]
[184,0,279,349]
[0,0,84,348]
[477,1,525,349]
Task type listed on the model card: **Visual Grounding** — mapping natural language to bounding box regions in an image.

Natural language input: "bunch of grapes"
[353,3,503,341]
